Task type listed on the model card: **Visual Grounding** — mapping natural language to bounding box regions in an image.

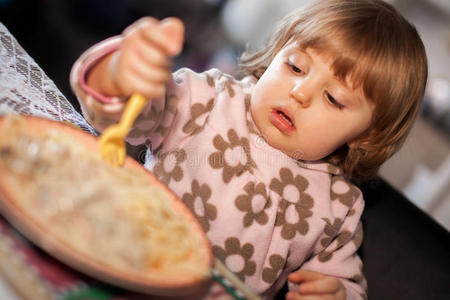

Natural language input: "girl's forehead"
[281,40,337,60]
[282,39,305,51]
[279,43,343,77]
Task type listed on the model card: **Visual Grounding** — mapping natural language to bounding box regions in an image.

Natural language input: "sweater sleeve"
[70,37,219,152]
[290,192,367,300]
[70,35,176,151]
[70,36,129,132]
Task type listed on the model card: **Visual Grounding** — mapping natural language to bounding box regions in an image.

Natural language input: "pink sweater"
[71,37,367,299]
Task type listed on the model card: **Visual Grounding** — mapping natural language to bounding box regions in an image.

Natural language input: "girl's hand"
[286,270,346,300]
[113,17,184,98]
[88,17,184,99]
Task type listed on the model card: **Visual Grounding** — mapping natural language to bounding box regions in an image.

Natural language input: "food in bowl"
[0,115,211,294]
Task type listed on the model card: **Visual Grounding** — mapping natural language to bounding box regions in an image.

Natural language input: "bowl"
[0,115,213,296]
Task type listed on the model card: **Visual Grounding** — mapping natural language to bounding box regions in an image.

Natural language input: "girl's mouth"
[269,109,295,133]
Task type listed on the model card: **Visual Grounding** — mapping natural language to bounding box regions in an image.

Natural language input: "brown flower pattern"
[270,168,314,240]
[235,182,271,227]
[182,98,214,136]
[244,94,259,135]
[353,222,364,249]
[262,254,286,284]
[219,75,236,97]
[212,237,256,282]
[206,71,236,97]
[182,180,217,232]
[205,73,215,88]
[152,148,186,184]
[320,217,344,249]
[153,94,178,138]
[330,176,361,207]
[128,94,178,140]
[318,228,353,263]
[209,129,256,183]
[128,105,161,139]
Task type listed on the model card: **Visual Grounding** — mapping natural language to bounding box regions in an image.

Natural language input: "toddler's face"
[250,42,374,161]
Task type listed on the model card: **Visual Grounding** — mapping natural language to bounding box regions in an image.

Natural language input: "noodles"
[0,115,208,279]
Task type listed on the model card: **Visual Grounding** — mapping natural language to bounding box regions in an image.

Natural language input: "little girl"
[70,0,427,299]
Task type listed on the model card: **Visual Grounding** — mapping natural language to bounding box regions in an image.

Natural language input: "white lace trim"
[0,23,96,135]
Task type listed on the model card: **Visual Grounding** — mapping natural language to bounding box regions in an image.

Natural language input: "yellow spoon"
[98,93,147,167]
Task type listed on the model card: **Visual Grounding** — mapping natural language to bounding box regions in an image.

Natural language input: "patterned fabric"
[72,38,367,300]
[0,23,95,134]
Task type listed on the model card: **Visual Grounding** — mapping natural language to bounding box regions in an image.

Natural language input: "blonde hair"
[239,0,428,182]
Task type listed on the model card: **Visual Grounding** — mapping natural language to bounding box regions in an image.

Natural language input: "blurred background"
[0,0,449,230]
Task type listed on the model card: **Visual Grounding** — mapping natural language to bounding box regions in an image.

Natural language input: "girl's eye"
[326,92,344,109]
[288,62,303,74]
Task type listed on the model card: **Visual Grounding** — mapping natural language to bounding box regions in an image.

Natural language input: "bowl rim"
[0,115,213,296]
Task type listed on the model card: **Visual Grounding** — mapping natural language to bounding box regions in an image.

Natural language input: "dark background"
[0,0,233,113]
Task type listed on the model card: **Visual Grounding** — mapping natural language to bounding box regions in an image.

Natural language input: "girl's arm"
[70,17,184,133]
[85,51,122,98]
[288,191,367,300]
[87,17,184,99]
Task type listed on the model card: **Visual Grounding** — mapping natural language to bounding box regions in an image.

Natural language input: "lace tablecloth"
[0,23,241,300]
[0,23,95,135]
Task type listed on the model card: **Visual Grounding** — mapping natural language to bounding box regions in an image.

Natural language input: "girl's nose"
[290,81,312,108]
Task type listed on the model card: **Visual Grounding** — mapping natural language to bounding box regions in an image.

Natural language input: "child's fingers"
[122,17,159,42]
[122,17,184,58]
[118,70,166,99]
[159,17,185,56]
[285,291,330,300]
[110,16,184,97]
[127,52,171,83]
[288,269,325,284]
[297,277,341,294]
[136,17,184,57]
[135,41,170,68]
[287,271,345,300]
